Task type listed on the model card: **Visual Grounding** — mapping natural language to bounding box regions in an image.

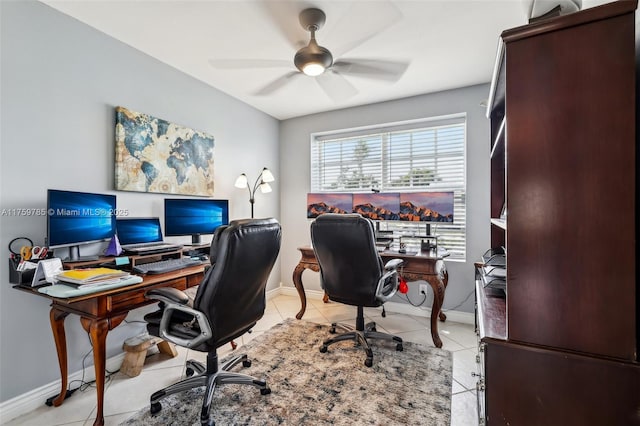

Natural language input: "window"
[310,115,466,260]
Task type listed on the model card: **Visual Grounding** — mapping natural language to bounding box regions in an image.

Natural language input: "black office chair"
[310,213,404,367]
[143,218,281,426]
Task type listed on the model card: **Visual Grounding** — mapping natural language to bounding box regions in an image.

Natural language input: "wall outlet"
[419,284,429,295]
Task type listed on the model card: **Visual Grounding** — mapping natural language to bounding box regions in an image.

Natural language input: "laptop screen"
[116,218,164,245]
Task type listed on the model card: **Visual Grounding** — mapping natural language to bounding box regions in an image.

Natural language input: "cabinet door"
[505,9,636,360]
[485,341,640,425]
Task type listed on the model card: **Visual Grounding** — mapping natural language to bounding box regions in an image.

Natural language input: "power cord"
[44,333,120,406]
[441,288,475,313]
[403,289,428,307]
[401,285,474,312]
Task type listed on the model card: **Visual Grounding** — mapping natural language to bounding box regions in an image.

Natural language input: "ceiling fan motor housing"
[294,42,333,74]
[295,8,333,75]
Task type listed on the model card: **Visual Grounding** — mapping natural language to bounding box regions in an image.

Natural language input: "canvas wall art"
[115,106,215,196]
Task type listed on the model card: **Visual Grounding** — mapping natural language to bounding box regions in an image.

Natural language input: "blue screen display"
[115,218,164,245]
[164,199,229,237]
[47,189,117,248]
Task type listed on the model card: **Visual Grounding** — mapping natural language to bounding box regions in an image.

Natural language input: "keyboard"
[133,257,202,275]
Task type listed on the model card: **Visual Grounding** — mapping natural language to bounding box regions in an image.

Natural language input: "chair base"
[149,352,270,426]
[319,306,403,367]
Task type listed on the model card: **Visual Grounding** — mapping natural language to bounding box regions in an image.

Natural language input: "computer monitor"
[164,198,229,244]
[47,189,117,261]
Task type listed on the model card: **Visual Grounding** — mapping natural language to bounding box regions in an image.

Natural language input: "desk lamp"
[234,167,275,218]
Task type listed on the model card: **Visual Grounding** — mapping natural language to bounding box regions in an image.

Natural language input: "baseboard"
[277,285,474,325]
[0,353,125,423]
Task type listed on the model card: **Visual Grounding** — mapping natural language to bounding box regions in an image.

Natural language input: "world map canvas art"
[115,106,215,196]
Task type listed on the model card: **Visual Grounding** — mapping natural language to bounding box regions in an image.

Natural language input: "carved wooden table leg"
[50,308,70,407]
[439,268,449,322]
[292,263,308,319]
[80,314,126,426]
[425,275,445,348]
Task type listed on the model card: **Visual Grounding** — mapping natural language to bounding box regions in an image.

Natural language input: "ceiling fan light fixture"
[294,43,333,76]
[302,62,326,76]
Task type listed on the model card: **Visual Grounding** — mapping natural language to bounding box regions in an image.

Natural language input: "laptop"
[116,217,183,254]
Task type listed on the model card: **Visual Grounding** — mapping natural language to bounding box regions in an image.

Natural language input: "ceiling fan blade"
[332,59,410,82]
[253,71,301,96]
[209,59,291,70]
[316,71,358,103]
[326,1,403,58]
[261,1,308,50]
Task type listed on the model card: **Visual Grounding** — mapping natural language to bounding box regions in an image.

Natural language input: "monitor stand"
[67,245,99,262]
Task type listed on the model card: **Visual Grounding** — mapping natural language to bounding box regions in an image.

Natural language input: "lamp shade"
[234,173,248,188]
[261,168,275,183]
[259,182,272,194]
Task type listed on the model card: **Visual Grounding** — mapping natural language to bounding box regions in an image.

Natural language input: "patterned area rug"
[121,319,452,425]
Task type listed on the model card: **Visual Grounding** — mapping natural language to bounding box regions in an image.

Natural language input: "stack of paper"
[56,267,130,289]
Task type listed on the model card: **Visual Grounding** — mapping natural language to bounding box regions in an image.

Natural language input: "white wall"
[278,85,491,316]
[0,1,279,402]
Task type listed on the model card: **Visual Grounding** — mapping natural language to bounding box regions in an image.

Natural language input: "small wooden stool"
[121,334,178,377]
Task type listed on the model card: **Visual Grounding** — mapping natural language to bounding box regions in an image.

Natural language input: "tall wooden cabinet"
[477,1,640,424]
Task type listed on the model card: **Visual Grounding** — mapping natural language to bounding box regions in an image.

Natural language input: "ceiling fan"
[209,5,410,103]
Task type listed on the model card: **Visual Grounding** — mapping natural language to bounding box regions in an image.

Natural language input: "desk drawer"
[108,277,188,313]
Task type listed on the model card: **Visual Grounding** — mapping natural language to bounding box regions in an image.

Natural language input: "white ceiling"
[40,0,609,120]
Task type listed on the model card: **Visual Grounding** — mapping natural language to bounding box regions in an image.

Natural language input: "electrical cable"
[45,333,120,406]
[441,288,475,312]
[403,290,428,307]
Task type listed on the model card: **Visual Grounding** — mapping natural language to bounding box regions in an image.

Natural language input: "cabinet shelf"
[490,218,506,229]
[475,278,506,341]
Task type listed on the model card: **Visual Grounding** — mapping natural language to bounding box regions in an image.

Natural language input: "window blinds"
[310,116,467,260]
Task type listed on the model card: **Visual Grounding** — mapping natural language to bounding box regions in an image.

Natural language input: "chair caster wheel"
[364,358,373,367]
[150,402,162,415]
[320,345,328,353]
[261,387,271,395]
[370,326,377,332]
[330,326,336,334]
[186,367,194,377]
[242,359,252,368]
[396,343,404,351]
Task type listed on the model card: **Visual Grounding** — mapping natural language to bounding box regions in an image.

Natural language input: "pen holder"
[8,258,36,285]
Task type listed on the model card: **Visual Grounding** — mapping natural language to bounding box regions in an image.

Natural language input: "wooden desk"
[14,265,206,426]
[292,246,449,348]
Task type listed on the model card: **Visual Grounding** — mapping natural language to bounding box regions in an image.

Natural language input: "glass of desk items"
[479,247,506,291]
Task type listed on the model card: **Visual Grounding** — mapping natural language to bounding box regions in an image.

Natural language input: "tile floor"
[4,294,479,426]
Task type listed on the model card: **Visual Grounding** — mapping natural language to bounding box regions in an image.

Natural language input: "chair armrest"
[146,288,213,349]
[158,304,213,349]
[384,258,404,271]
[376,270,401,303]
[145,287,190,305]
